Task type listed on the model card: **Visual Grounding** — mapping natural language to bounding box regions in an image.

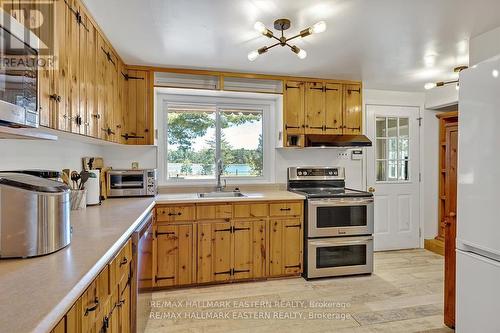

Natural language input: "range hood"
[304,134,372,147]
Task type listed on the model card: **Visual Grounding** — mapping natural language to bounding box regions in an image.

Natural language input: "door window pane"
[375,116,411,182]
[387,118,398,137]
[316,245,367,268]
[220,109,263,177]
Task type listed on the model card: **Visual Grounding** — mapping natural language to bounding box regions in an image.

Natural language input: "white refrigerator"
[457,56,500,333]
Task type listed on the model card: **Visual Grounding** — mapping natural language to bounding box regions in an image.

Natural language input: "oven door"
[307,198,374,237]
[307,236,373,278]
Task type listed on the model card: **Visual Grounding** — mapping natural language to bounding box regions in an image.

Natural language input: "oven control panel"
[288,167,345,180]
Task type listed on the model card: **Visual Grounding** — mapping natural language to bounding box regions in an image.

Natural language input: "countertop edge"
[34,201,155,333]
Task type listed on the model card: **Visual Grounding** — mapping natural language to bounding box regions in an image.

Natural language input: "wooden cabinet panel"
[156,205,195,223]
[269,202,302,217]
[343,84,362,135]
[65,300,81,333]
[54,0,69,131]
[124,69,152,145]
[283,219,302,274]
[51,318,65,333]
[196,204,232,220]
[118,281,131,333]
[197,222,213,283]
[324,83,343,134]
[233,203,268,218]
[155,224,194,287]
[252,219,267,278]
[269,219,303,276]
[283,81,304,135]
[213,221,232,282]
[66,0,80,134]
[305,82,325,134]
[232,220,253,280]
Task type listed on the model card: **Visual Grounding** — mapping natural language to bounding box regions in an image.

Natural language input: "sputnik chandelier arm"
[248,19,326,61]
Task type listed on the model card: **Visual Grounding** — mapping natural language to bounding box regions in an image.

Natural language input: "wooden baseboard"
[424,238,445,256]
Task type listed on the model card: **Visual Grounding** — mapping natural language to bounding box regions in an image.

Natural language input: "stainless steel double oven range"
[288,166,374,279]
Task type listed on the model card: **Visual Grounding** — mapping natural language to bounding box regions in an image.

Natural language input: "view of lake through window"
[166,104,263,180]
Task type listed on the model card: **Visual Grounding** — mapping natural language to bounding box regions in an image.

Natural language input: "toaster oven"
[107,169,157,197]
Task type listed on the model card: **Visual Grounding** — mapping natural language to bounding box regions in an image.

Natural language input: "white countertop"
[0,190,304,333]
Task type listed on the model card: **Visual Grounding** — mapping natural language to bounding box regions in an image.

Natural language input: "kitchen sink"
[197,191,246,198]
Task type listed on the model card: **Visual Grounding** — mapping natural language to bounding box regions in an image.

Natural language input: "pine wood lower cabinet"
[155,224,195,286]
[51,239,133,333]
[153,201,303,289]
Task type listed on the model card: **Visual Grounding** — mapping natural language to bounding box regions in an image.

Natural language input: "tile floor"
[146,249,454,333]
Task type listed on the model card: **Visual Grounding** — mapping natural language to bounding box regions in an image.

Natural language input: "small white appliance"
[456,55,500,333]
[86,170,100,205]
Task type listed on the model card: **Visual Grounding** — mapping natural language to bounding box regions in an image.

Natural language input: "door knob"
[368,187,376,193]
[449,212,456,217]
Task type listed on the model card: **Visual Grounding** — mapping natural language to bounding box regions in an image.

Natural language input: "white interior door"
[366,105,420,251]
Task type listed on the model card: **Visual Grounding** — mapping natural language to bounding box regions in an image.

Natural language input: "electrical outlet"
[337,151,349,159]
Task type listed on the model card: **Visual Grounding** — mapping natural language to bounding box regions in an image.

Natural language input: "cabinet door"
[66,300,82,333]
[51,318,65,333]
[118,281,131,333]
[155,224,194,287]
[115,60,127,143]
[53,0,69,131]
[66,0,81,134]
[78,7,98,137]
[343,84,362,135]
[305,82,325,134]
[96,34,108,140]
[197,221,232,283]
[269,219,303,276]
[124,69,152,145]
[283,81,304,135]
[324,83,343,135]
[282,219,302,274]
[232,220,253,280]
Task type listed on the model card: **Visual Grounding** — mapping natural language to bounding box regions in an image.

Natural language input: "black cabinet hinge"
[121,133,145,140]
[101,47,116,66]
[121,72,145,81]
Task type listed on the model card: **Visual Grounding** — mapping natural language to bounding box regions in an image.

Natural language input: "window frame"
[158,92,276,186]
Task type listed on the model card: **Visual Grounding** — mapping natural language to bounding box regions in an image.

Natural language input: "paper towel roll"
[86,170,100,205]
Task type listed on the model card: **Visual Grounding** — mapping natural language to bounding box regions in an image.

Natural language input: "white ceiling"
[83,0,500,91]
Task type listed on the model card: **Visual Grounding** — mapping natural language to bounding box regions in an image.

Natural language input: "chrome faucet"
[215,158,226,192]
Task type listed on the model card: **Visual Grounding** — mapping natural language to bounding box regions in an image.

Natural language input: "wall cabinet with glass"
[282,81,362,147]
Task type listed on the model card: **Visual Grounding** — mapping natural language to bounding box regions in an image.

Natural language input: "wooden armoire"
[436,111,458,328]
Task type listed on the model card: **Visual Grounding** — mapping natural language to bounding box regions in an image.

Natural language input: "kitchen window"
[164,101,268,182]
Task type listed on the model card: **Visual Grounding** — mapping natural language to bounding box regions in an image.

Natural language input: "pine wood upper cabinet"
[269,219,303,276]
[155,224,194,287]
[305,82,325,134]
[343,84,362,135]
[283,81,305,135]
[324,83,343,134]
[123,69,153,145]
[97,35,118,141]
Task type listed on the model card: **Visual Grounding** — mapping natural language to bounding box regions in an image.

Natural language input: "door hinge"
[419,227,422,238]
[417,117,423,127]
[419,172,422,182]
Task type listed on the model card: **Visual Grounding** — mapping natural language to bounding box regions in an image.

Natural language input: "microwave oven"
[107,169,157,197]
[0,9,39,128]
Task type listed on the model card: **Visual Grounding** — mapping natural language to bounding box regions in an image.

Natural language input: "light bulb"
[297,49,307,59]
[493,69,499,78]
[248,50,259,61]
[311,21,326,34]
[424,82,437,90]
[254,21,266,34]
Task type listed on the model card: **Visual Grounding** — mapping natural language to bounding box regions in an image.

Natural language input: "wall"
[0,133,157,173]
[425,84,458,110]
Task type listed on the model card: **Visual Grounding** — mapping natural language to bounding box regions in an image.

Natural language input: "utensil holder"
[71,189,87,210]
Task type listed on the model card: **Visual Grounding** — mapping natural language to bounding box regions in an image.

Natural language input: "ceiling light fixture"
[424,66,468,90]
[248,18,326,61]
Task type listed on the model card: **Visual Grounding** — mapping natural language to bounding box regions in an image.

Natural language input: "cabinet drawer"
[269,202,302,217]
[157,205,195,222]
[196,204,233,220]
[233,203,268,218]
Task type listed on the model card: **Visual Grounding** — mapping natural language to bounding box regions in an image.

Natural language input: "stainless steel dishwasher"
[132,211,153,333]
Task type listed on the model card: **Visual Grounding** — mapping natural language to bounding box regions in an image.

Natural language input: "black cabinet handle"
[49,94,61,103]
[84,297,99,316]
[119,257,128,267]
[280,208,291,211]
